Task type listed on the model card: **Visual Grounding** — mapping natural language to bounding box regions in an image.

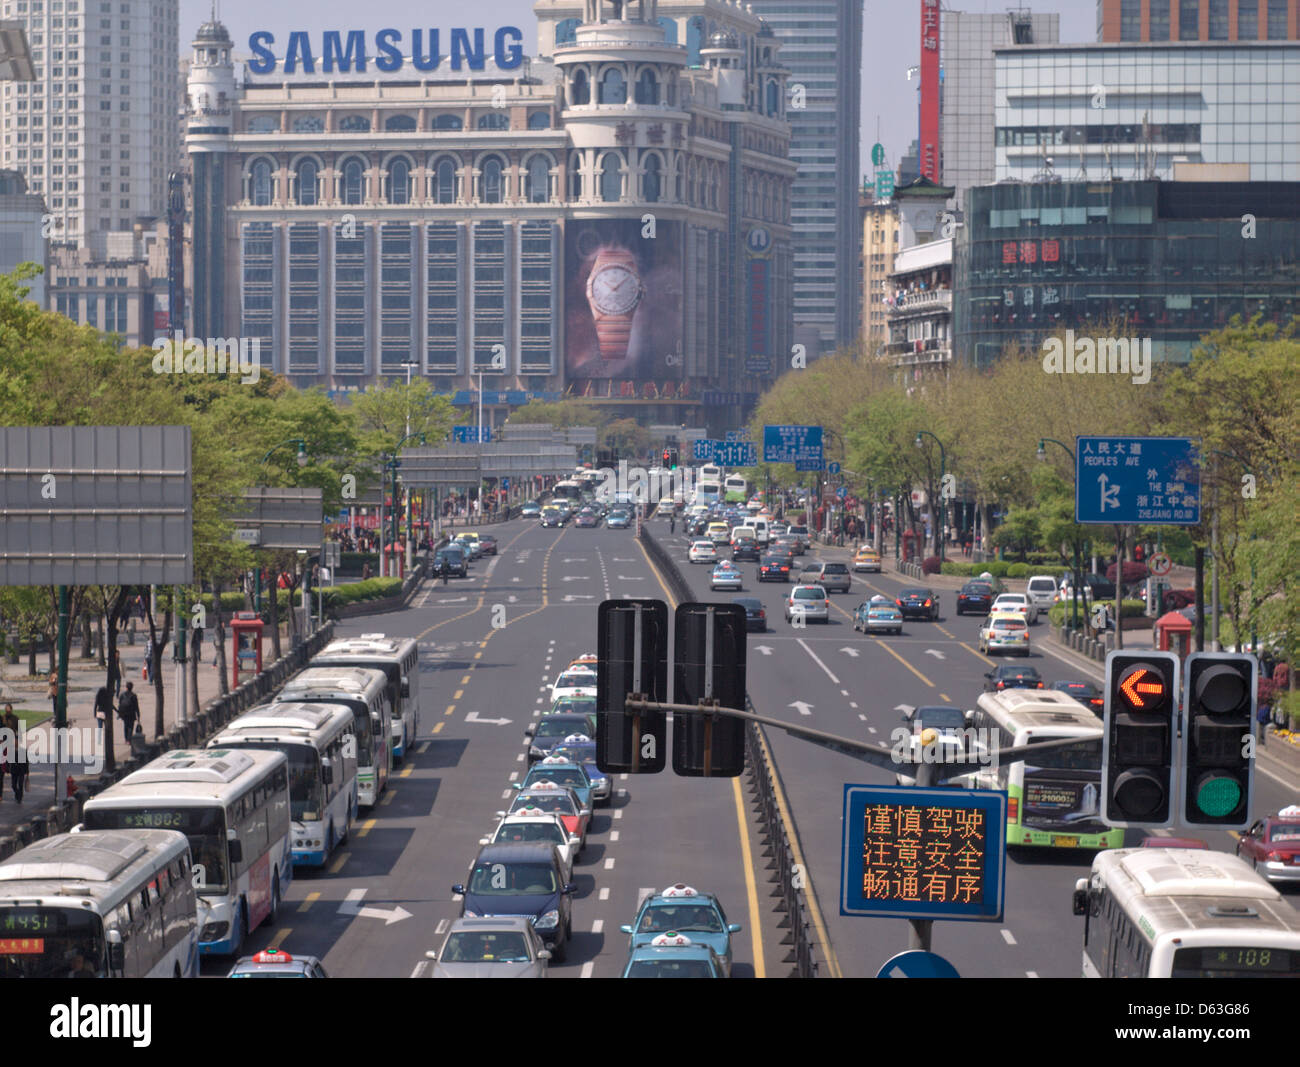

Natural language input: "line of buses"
[0,633,419,978]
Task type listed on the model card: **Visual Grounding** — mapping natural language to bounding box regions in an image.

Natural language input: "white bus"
[310,634,420,760]
[208,703,358,868]
[551,479,585,505]
[0,829,198,978]
[275,666,392,807]
[1073,847,1300,977]
[81,748,292,958]
[694,464,722,506]
[969,689,1125,850]
[723,474,750,503]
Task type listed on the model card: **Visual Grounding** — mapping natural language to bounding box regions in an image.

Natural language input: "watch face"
[589,265,641,315]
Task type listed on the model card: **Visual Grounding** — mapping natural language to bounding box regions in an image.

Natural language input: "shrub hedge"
[1048,598,1146,627]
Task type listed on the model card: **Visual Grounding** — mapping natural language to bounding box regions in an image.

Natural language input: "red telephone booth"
[230,612,264,689]
[902,528,919,561]
[1154,610,1192,663]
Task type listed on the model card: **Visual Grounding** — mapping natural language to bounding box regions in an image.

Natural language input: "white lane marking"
[613,809,623,819]
[796,638,841,685]
[580,961,594,978]
[533,709,540,717]
[609,830,620,842]
[616,789,628,798]
[840,688,850,697]
[1026,970,1039,978]
[604,857,616,870]
[515,752,524,762]
[867,726,877,734]
[435,918,448,936]
[1001,929,1017,945]
[858,714,867,721]
[410,960,431,979]
[849,701,858,709]
[599,887,610,901]
[619,774,629,781]
[501,789,513,799]
[591,919,604,934]
[508,771,519,781]
[638,887,656,907]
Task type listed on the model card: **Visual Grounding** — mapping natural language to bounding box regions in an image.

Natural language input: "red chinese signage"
[1000,239,1061,265]
[919,0,940,182]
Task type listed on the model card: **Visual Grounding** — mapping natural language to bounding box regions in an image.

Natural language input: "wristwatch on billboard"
[585,247,644,360]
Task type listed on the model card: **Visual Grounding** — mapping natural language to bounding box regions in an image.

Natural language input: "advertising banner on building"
[919,0,940,182]
[564,219,684,380]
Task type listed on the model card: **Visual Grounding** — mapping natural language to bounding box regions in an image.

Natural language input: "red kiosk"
[1153,610,1193,662]
[230,611,264,689]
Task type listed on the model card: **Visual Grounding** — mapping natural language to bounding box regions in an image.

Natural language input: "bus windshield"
[83,804,228,891]
[1023,736,1102,772]
[0,907,105,979]
[225,743,321,822]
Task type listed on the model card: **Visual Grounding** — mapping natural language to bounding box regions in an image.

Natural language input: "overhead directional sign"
[1075,436,1200,525]
[764,425,823,471]
[876,950,961,979]
[453,426,491,443]
[233,487,324,550]
[693,440,757,467]
[692,439,715,461]
[840,784,1007,922]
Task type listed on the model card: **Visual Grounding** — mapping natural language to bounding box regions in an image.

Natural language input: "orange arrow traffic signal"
[1119,668,1165,709]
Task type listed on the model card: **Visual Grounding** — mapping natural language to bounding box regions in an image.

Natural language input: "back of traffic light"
[1179,652,1256,830]
[596,599,669,774]
[672,603,747,777]
[1100,651,1180,828]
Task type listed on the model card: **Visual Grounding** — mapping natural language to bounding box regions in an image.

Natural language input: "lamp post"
[914,430,947,564]
[255,439,308,612]
[1037,437,1082,632]
[382,431,426,578]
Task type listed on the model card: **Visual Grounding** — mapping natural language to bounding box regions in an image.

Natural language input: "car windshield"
[639,904,722,933]
[530,767,587,788]
[494,823,565,846]
[511,794,574,815]
[440,931,531,963]
[467,863,558,895]
[555,672,594,689]
[550,699,595,716]
[963,584,992,594]
[914,707,966,732]
[1268,825,1300,842]
[536,718,589,739]
[626,957,716,978]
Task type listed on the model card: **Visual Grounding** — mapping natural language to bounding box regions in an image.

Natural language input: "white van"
[1025,575,1060,616]
[738,518,770,546]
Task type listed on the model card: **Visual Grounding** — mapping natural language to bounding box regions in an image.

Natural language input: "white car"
[688,540,718,564]
[990,593,1035,625]
[480,808,581,883]
[978,612,1031,656]
[550,668,598,705]
[1025,575,1059,616]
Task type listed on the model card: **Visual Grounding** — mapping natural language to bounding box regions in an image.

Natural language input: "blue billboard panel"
[453,426,491,443]
[840,784,1007,922]
[1074,436,1200,525]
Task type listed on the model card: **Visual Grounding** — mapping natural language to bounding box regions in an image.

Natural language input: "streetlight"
[914,430,947,564]
[1037,437,1083,631]
[381,431,426,578]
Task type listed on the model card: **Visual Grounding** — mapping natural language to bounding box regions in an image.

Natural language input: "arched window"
[569,152,584,200]
[339,114,371,132]
[433,114,464,130]
[385,114,417,131]
[480,156,504,203]
[634,69,659,104]
[600,153,621,202]
[250,159,272,205]
[387,158,411,205]
[295,158,318,205]
[247,115,278,133]
[291,115,324,133]
[556,17,580,44]
[527,111,551,130]
[766,78,779,116]
[571,69,590,105]
[341,157,365,205]
[598,68,626,104]
[687,160,697,205]
[477,112,509,130]
[525,155,551,203]
[642,154,661,202]
[434,158,457,204]
[657,16,678,44]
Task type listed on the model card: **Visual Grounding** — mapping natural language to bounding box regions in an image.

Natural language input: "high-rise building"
[859,186,897,349]
[940,8,1058,208]
[0,0,180,254]
[0,169,48,306]
[1096,0,1298,42]
[748,0,862,354]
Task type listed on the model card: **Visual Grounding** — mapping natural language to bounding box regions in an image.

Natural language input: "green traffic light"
[1196,775,1243,818]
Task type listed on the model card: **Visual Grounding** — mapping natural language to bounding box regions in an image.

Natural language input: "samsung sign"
[246,28,525,75]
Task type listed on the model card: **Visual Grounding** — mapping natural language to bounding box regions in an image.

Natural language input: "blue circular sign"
[876,951,961,979]
[828,462,841,475]
[836,487,847,499]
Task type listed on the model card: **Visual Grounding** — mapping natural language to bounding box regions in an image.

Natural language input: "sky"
[182,0,1096,180]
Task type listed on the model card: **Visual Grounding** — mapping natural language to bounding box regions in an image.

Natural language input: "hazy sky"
[183,1,1095,178]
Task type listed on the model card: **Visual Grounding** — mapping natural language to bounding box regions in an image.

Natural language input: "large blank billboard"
[0,426,193,586]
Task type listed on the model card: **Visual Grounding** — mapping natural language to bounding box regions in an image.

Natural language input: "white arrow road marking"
[754,645,773,656]
[507,595,518,603]
[465,712,512,726]
[339,888,411,926]
[562,575,589,582]
[563,558,587,563]
[511,576,520,582]
[563,594,595,601]
[839,647,859,658]
[924,649,946,660]
[615,575,644,581]
[895,704,914,713]
[797,639,841,685]
[789,701,814,716]
[438,596,469,603]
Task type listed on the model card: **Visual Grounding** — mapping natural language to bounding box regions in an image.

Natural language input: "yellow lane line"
[935,625,956,640]
[356,818,376,838]
[380,790,397,805]
[269,928,292,948]
[453,689,464,700]
[871,638,937,688]
[460,675,471,685]
[444,704,456,716]
[327,851,349,874]
[431,721,444,734]
[960,641,995,666]
[399,764,414,778]
[297,891,320,914]
[418,742,430,754]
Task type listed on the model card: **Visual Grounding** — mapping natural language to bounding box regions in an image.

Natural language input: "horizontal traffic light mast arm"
[622,698,1100,782]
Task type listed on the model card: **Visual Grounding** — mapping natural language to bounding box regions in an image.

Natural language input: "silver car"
[812,561,851,594]
[425,917,550,978]
[785,584,830,624]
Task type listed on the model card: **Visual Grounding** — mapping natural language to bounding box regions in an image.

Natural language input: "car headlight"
[534,910,560,930]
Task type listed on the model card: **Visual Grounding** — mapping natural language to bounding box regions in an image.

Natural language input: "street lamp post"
[382,431,427,579]
[1037,438,1082,632]
[914,430,947,564]
[256,439,308,613]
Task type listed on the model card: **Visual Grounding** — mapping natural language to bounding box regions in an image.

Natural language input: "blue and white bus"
[310,634,420,761]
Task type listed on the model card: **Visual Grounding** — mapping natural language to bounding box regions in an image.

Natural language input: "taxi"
[706,521,732,545]
[565,652,599,672]
[710,561,744,592]
[506,782,590,846]
[620,933,725,978]
[226,948,329,978]
[852,595,902,635]
[480,806,581,880]
[550,667,597,705]
[619,884,741,977]
[550,734,612,806]
[1236,806,1300,884]
[978,611,1031,656]
[853,545,882,573]
[517,756,595,813]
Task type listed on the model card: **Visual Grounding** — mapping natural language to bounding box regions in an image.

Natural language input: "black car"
[1080,573,1117,600]
[983,664,1045,692]
[453,843,576,962]
[956,581,994,616]
[896,588,940,620]
[540,508,567,528]
[901,705,969,737]
[477,535,498,556]
[1051,679,1104,714]
[434,546,468,578]
[732,596,767,632]
[688,518,709,537]
[758,553,793,582]
[525,713,599,762]
[731,541,761,563]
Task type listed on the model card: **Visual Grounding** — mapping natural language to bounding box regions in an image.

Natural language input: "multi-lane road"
[203,513,1294,978]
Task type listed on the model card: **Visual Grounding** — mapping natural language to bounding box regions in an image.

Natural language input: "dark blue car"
[452,843,575,962]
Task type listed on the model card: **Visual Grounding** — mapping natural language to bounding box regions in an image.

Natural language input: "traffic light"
[1180,652,1256,829]
[672,603,746,777]
[663,448,672,469]
[596,599,669,774]
[1101,651,1179,828]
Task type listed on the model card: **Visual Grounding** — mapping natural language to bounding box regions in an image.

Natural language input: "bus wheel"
[262,873,280,928]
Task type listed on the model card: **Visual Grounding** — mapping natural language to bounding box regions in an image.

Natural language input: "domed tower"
[699,28,744,109]
[186,16,236,340]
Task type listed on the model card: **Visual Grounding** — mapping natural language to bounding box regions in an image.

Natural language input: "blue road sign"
[1074,436,1200,525]
[876,950,961,979]
[764,425,823,469]
[828,461,841,475]
[692,439,715,461]
[836,486,847,499]
[716,442,757,467]
[840,784,1007,922]
[725,430,750,442]
[453,426,491,443]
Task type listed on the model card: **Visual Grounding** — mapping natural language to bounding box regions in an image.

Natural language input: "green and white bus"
[969,689,1125,850]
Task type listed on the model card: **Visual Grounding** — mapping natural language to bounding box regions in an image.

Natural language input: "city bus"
[0,829,198,978]
[968,689,1125,850]
[81,748,292,958]
[551,479,585,505]
[1073,847,1300,977]
[208,703,357,868]
[275,666,392,807]
[309,634,420,760]
[723,474,750,503]
[694,464,722,506]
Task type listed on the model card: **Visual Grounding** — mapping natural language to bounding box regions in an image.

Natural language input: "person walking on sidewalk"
[4,705,24,804]
[116,682,140,746]
[1257,699,1271,748]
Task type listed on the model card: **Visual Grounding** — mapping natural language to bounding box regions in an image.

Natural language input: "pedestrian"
[191,620,204,664]
[669,513,676,534]
[113,648,124,698]
[1257,699,1271,748]
[4,704,24,804]
[47,674,58,719]
[113,682,139,745]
